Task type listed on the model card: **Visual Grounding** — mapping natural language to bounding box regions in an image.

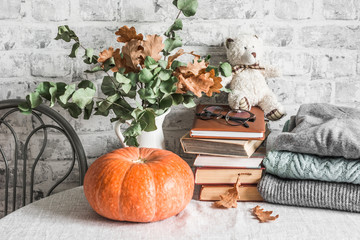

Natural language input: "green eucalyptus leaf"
[78,80,96,90]
[127,72,138,86]
[153,66,162,76]
[121,83,132,94]
[27,92,42,108]
[171,93,184,105]
[163,35,182,55]
[159,81,176,94]
[36,82,51,100]
[103,57,115,72]
[220,87,232,93]
[124,136,138,147]
[83,48,97,64]
[139,68,154,83]
[173,0,198,17]
[144,56,158,69]
[84,65,103,73]
[69,42,80,58]
[59,84,76,104]
[141,110,157,132]
[115,72,131,84]
[220,62,232,77]
[67,103,82,118]
[48,82,66,107]
[158,60,168,69]
[101,76,118,96]
[72,88,96,109]
[18,102,31,114]
[183,94,196,108]
[123,121,142,137]
[138,88,156,100]
[158,70,172,81]
[171,60,187,70]
[98,93,120,112]
[131,108,145,121]
[83,100,94,120]
[159,95,173,109]
[165,19,183,37]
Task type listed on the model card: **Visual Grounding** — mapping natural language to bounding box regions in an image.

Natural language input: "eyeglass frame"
[195,105,256,128]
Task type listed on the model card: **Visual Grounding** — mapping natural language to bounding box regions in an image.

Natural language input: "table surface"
[1,186,360,240]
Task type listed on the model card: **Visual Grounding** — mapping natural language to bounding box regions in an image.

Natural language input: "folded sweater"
[258,173,360,213]
[263,150,360,184]
[273,103,360,159]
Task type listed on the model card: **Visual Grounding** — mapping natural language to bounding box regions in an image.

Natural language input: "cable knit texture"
[263,150,360,184]
[258,173,360,213]
[274,103,360,159]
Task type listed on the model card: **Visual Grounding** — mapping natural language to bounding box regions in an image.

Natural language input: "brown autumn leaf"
[98,47,115,63]
[206,69,223,97]
[178,56,208,76]
[140,34,165,62]
[175,72,214,97]
[98,47,126,72]
[122,39,144,73]
[213,174,242,208]
[252,206,279,223]
[115,26,143,43]
[167,49,185,68]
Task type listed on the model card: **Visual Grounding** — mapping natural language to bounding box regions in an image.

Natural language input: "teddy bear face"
[225,35,264,66]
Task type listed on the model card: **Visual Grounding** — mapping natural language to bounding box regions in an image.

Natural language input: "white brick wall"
[0,0,359,215]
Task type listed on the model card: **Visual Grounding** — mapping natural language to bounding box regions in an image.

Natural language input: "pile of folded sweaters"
[258,103,360,212]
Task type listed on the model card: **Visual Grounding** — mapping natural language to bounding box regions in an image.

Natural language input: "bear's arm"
[221,75,233,87]
[261,65,281,79]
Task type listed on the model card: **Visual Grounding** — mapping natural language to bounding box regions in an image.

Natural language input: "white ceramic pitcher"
[114,109,171,149]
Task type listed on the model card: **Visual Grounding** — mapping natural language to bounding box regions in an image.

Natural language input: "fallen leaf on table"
[115,26,143,43]
[140,34,165,62]
[213,174,242,208]
[252,205,279,223]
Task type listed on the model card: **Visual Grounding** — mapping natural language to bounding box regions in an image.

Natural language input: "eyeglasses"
[196,105,256,128]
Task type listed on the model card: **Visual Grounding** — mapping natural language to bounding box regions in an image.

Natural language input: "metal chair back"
[0,99,87,216]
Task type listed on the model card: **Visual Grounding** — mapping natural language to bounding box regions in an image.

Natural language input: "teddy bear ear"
[225,38,234,49]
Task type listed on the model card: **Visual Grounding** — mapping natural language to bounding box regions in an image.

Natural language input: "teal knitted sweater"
[263,150,360,184]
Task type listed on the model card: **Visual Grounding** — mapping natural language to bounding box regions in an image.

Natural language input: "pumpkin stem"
[132,158,146,163]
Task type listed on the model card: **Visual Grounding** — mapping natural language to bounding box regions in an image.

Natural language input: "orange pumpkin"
[84,147,194,222]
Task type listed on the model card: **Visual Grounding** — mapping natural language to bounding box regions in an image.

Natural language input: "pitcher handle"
[115,120,131,148]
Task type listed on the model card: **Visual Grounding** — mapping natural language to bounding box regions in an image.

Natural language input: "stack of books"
[180,104,268,202]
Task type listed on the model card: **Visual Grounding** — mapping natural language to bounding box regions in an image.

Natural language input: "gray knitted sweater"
[258,173,360,213]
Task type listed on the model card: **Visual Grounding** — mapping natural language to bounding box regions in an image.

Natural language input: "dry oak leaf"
[98,47,126,72]
[252,205,279,223]
[175,72,214,97]
[122,39,144,73]
[167,49,185,68]
[213,174,242,208]
[115,26,143,43]
[204,69,223,97]
[178,56,208,77]
[140,34,165,62]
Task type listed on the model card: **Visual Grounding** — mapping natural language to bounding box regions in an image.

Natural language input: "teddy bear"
[222,34,285,121]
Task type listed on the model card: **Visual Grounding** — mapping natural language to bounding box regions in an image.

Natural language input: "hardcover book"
[193,146,266,168]
[199,184,263,201]
[180,130,268,157]
[190,104,266,140]
[195,168,264,185]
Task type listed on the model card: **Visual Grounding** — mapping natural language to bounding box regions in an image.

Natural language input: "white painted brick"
[335,81,360,103]
[182,21,229,46]
[31,0,70,21]
[300,26,360,50]
[323,0,358,20]
[267,78,305,104]
[275,0,314,20]
[265,50,312,76]
[79,0,119,21]
[252,25,294,47]
[298,81,333,104]
[194,0,266,20]
[30,53,72,78]
[121,0,158,22]
[0,0,21,19]
[0,52,28,78]
[312,54,356,79]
